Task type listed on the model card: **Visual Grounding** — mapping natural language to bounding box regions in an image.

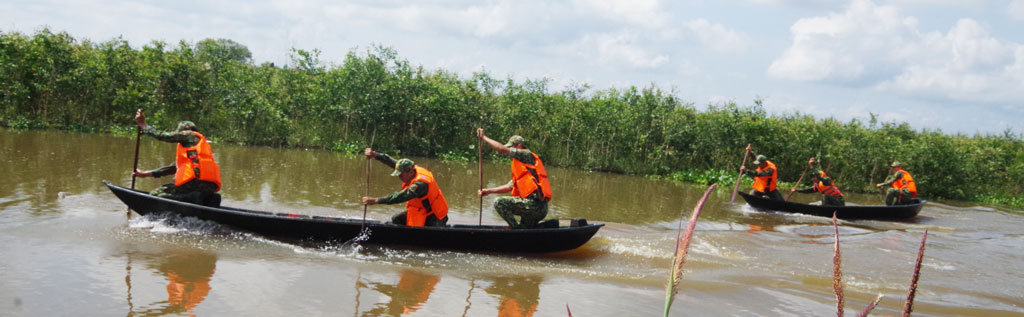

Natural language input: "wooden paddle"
[785,163,810,201]
[478,136,483,225]
[785,154,817,201]
[361,154,370,231]
[730,144,752,204]
[129,109,143,220]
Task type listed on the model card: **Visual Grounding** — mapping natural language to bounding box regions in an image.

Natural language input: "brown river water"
[1,128,1023,316]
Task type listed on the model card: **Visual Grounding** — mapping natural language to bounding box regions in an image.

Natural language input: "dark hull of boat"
[105,181,602,253]
[738,192,925,220]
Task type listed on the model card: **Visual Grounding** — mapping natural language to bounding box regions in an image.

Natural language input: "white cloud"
[769,0,1024,104]
[558,32,669,70]
[685,19,751,53]
[1009,0,1024,21]
[572,0,669,29]
[768,0,918,82]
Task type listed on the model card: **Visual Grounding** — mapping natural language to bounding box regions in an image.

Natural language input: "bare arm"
[477,128,510,155]
[479,183,513,197]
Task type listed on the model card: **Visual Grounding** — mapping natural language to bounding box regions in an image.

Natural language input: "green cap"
[391,159,415,176]
[175,121,197,132]
[890,161,902,167]
[504,135,526,148]
[753,155,768,165]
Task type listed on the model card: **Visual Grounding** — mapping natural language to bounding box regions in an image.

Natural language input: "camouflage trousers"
[885,188,915,206]
[494,196,548,229]
[150,180,218,200]
[822,194,846,207]
[750,189,785,201]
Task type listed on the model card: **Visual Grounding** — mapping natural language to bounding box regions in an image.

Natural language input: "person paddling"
[876,161,917,205]
[476,129,552,229]
[739,145,783,201]
[131,110,222,202]
[361,148,449,227]
[790,157,845,206]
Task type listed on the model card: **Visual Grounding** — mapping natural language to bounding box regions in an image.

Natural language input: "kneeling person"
[131,110,221,203]
[361,148,449,227]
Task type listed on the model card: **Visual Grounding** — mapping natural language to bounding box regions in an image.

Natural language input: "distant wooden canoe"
[738,192,925,220]
[105,181,603,253]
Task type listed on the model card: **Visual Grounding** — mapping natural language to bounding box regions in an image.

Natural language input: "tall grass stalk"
[902,230,929,316]
[856,294,884,317]
[664,183,717,317]
[832,212,845,317]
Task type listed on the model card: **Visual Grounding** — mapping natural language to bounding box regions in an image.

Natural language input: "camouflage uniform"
[880,170,914,206]
[744,155,784,201]
[494,137,549,229]
[795,167,846,206]
[373,154,448,226]
[141,121,219,200]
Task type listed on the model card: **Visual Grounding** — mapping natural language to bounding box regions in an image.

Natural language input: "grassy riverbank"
[2,29,1022,208]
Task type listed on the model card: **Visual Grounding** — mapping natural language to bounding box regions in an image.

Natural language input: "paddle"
[361,155,370,231]
[129,109,143,220]
[478,136,483,225]
[785,164,810,201]
[730,144,752,204]
[785,153,817,201]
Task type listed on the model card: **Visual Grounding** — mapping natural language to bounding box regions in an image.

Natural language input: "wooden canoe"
[738,191,925,220]
[104,181,603,253]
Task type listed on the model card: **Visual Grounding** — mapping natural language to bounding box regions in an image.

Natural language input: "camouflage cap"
[890,161,902,167]
[504,135,526,148]
[753,155,768,165]
[391,158,415,176]
[175,121,198,132]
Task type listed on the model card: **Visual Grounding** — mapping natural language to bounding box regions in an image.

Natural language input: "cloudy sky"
[3,0,1023,135]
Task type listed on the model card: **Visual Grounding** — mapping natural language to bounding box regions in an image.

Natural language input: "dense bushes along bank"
[3,29,1022,208]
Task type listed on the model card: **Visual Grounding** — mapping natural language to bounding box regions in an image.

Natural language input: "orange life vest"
[752,160,778,193]
[402,166,449,227]
[174,131,222,191]
[510,152,553,201]
[813,171,843,197]
[891,168,917,197]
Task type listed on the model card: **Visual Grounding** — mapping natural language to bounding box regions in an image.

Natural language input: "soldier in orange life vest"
[361,148,449,227]
[791,157,845,206]
[131,110,222,200]
[876,161,917,205]
[739,149,784,201]
[477,128,552,229]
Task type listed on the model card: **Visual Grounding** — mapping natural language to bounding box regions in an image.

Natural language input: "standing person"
[791,157,845,206]
[361,148,449,227]
[876,161,917,205]
[131,110,222,201]
[739,146,783,201]
[476,128,552,229]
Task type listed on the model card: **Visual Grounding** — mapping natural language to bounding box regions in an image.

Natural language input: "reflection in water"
[363,269,440,316]
[132,251,217,316]
[484,276,542,317]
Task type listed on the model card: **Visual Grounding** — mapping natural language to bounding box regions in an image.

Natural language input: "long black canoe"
[738,191,925,220]
[105,181,602,253]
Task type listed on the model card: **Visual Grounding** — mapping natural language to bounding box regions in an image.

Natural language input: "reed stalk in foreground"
[857,294,884,317]
[902,229,929,317]
[664,183,717,317]
[832,212,845,317]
